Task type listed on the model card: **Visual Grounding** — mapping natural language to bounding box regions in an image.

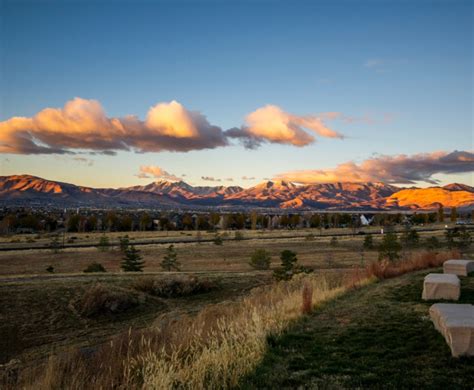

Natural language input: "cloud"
[275,150,474,185]
[0,98,228,155]
[73,157,94,166]
[226,105,344,148]
[0,98,347,155]
[242,176,256,180]
[201,176,221,182]
[137,165,180,181]
[225,177,234,182]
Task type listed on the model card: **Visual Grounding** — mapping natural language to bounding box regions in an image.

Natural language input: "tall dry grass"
[365,249,461,280]
[10,273,355,390]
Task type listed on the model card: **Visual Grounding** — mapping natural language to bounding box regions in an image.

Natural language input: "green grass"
[241,269,474,389]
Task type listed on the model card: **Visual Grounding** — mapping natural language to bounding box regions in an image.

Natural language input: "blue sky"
[0,0,472,188]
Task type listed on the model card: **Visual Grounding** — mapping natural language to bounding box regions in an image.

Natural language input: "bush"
[249,249,271,270]
[46,265,54,273]
[234,231,245,241]
[425,236,440,250]
[213,234,223,245]
[132,276,216,298]
[83,262,107,273]
[73,284,139,317]
[330,236,338,247]
[49,236,61,254]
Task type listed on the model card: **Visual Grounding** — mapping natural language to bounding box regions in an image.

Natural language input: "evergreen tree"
[160,244,181,271]
[378,232,401,262]
[401,227,419,248]
[97,235,110,252]
[121,245,145,272]
[119,235,130,252]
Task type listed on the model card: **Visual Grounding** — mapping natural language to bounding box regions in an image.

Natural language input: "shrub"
[83,262,106,273]
[234,231,244,241]
[160,245,180,271]
[213,233,223,245]
[249,249,271,270]
[121,245,145,272]
[132,276,216,298]
[73,284,139,318]
[425,236,440,250]
[330,236,338,247]
[46,265,54,273]
[445,227,471,249]
[49,236,61,254]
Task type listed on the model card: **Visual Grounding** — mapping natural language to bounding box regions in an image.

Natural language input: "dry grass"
[9,273,355,389]
[366,249,461,280]
[132,275,216,298]
[72,284,141,318]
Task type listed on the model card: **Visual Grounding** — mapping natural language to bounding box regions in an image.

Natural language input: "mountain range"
[0,174,473,211]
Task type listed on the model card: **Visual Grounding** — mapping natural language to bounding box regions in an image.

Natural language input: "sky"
[0,0,472,188]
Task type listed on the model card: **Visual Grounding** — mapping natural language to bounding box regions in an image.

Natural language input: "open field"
[242,269,474,389]
[0,223,465,251]
[0,272,271,367]
[0,228,463,276]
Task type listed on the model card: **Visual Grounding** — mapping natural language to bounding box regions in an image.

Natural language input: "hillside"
[0,174,473,210]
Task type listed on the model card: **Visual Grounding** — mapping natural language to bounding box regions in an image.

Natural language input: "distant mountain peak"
[0,175,472,210]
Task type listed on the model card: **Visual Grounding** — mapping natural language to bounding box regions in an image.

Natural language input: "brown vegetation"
[132,276,216,298]
[5,274,350,389]
[72,284,141,318]
[366,249,461,280]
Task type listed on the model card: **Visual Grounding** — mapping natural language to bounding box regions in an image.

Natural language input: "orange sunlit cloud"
[275,151,474,185]
[0,98,228,154]
[227,105,344,148]
[136,165,181,181]
[0,98,347,155]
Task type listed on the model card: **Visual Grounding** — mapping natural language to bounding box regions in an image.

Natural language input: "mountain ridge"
[0,174,473,210]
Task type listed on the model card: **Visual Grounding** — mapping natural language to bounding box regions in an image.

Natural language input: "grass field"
[1,226,472,388]
[241,269,474,389]
[0,228,455,276]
